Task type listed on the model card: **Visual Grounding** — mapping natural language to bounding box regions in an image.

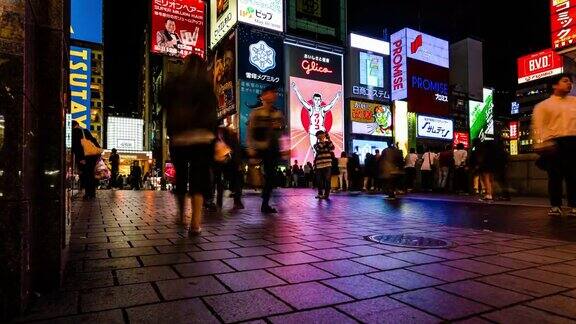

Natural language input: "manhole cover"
[366,234,455,249]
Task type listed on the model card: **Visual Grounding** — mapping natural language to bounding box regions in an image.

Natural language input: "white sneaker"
[548,207,563,216]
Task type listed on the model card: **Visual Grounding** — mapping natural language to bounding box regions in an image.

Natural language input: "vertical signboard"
[390,29,408,101]
[469,88,494,141]
[70,46,92,129]
[238,0,283,32]
[453,132,469,148]
[350,100,392,137]
[287,43,344,164]
[551,0,576,50]
[209,31,237,119]
[287,0,346,45]
[151,0,206,58]
[348,33,391,102]
[71,0,103,44]
[210,0,238,48]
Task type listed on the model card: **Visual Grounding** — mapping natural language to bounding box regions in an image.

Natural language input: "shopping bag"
[94,158,111,180]
[214,139,232,163]
[81,130,103,156]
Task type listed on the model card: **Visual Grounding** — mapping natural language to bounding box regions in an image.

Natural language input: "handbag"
[214,139,232,163]
[94,158,111,180]
[81,130,103,156]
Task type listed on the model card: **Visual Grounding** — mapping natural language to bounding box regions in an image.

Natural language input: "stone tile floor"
[14,189,576,323]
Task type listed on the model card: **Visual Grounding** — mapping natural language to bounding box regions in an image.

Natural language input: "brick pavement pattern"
[15,190,576,323]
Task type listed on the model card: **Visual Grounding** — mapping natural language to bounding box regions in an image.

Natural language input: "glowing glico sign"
[70,46,92,129]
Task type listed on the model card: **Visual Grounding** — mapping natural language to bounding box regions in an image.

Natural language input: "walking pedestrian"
[213,126,244,210]
[453,143,468,194]
[130,161,142,190]
[532,73,576,216]
[247,85,285,213]
[71,120,102,200]
[303,162,312,188]
[420,147,437,192]
[404,148,418,192]
[338,152,349,191]
[161,55,218,235]
[469,139,483,195]
[291,160,300,187]
[493,140,510,201]
[108,148,119,189]
[379,144,405,200]
[477,140,496,202]
[363,153,374,191]
[314,131,335,199]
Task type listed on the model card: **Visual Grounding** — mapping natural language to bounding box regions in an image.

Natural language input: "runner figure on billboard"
[291,81,342,149]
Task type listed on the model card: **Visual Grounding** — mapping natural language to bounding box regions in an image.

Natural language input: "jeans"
[316,167,332,197]
[438,167,450,189]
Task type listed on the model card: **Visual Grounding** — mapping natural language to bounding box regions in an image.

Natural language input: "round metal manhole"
[366,234,456,249]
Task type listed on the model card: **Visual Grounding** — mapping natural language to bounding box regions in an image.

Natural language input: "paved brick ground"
[14,189,576,323]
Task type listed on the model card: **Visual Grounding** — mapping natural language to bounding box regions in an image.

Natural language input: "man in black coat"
[71,120,101,199]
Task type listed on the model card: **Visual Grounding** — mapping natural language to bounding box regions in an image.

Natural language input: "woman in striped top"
[314,131,335,199]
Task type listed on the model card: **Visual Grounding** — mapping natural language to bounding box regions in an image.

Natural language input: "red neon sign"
[301,60,333,75]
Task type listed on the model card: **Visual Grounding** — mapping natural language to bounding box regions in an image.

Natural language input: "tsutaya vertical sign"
[551,0,576,50]
[70,46,92,129]
[390,29,407,101]
[517,49,564,84]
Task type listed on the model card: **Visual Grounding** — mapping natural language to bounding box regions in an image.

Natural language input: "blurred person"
[349,153,362,191]
[130,161,142,190]
[453,143,468,194]
[363,153,375,191]
[420,147,437,192]
[303,161,312,187]
[468,139,483,195]
[438,144,454,191]
[161,55,218,235]
[108,148,120,189]
[493,140,511,201]
[477,140,497,202]
[71,120,101,199]
[379,143,405,200]
[404,148,418,192]
[291,160,300,187]
[372,149,382,192]
[314,131,335,199]
[248,85,285,213]
[532,73,576,216]
[338,152,349,191]
[213,126,245,210]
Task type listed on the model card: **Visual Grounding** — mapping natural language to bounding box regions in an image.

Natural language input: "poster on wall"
[210,31,236,120]
[352,139,388,165]
[350,100,392,137]
[71,0,103,44]
[151,0,206,58]
[237,25,283,84]
[70,46,92,130]
[287,0,346,44]
[407,58,449,116]
[469,88,494,141]
[287,43,344,164]
[239,80,285,146]
[210,0,238,48]
[238,0,283,32]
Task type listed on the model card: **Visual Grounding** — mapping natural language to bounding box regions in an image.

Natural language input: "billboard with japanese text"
[406,28,449,68]
[238,0,283,32]
[209,31,236,120]
[453,132,469,148]
[287,43,344,164]
[287,0,346,45]
[71,0,102,44]
[70,46,92,129]
[469,88,494,141]
[348,34,390,103]
[417,115,453,140]
[551,0,576,50]
[390,29,408,101]
[407,58,449,116]
[237,25,283,84]
[210,0,238,48]
[350,100,392,137]
[517,49,563,84]
[239,80,285,145]
[151,0,206,58]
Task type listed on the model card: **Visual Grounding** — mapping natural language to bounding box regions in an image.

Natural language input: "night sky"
[104,0,550,114]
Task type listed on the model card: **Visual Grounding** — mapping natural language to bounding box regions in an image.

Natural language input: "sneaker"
[261,206,278,214]
[188,227,202,236]
[567,208,576,217]
[548,207,563,216]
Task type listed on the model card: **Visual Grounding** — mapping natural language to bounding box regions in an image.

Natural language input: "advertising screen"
[390,30,408,101]
[287,43,344,164]
[239,80,285,146]
[70,46,92,130]
[151,0,206,58]
[469,88,494,141]
[352,139,388,165]
[350,100,392,137]
[348,48,390,102]
[359,52,384,87]
[238,0,283,32]
[406,28,449,68]
[517,49,563,84]
[509,121,519,140]
[71,0,102,44]
[209,31,236,120]
[210,0,238,48]
[237,25,283,84]
[551,0,576,50]
[417,115,453,140]
[287,0,346,44]
[407,58,449,116]
[453,132,469,148]
[107,117,144,151]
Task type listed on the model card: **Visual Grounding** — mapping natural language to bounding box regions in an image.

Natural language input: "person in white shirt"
[453,143,468,194]
[420,148,437,192]
[404,148,419,192]
[338,152,349,191]
[532,73,576,217]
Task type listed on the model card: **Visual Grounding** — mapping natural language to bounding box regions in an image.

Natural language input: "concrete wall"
[507,153,548,196]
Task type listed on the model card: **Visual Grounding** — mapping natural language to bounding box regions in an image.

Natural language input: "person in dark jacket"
[379,144,405,200]
[130,161,142,190]
[161,55,218,236]
[71,120,101,200]
[314,130,335,199]
[213,126,244,210]
[108,148,120,189]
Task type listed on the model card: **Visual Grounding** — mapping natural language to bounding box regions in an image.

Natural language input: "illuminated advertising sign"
[510,140,519,156]
[107,117,144,151]
[511,101,520,115]
[239,80,285,145]
[70,46,92,129]
[509,121,519,140]
[417,115,453,140]
[407,58,449,116]
[237,25,283,84]
[151,0,206,58]
[348,34,390,102]
[551,0,576,50]
[406,29,449,68]
[287,43,343,164]
[453,132,469,149]
[469,88,495,141]
[238,0,283,32]
[517,49,563,84]
[210,0,238,48]
[352,139,389,165]
[71,0,103,44]
[350,100,392,137]
[287,0,346,44]
[390,29,408,101]
[65,114,72,149]
[209,31,237,119]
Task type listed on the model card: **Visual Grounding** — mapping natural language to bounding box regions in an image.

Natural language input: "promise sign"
[70,46,92,129]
